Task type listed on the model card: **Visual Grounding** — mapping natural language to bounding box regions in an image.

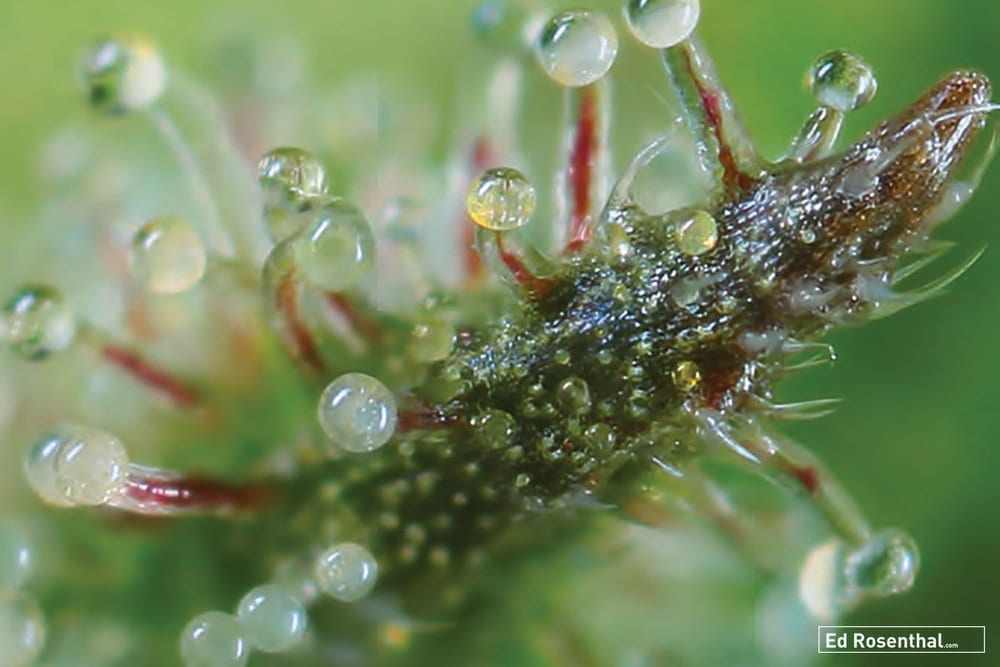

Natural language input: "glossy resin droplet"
[23,428,77,508]
[314,543,378,602]
[318,373,398,453]
[53,425,130,506]
[671,360,702,391]
[180,612,249,667]
[292,199,375,291]
[846,529,919,596]
[808,50,878,112]
[467,167,536,231]
[470,409,517,449]
[0,591,46,667]
[536,10,618,87]
[408,319,456,363]
[2,286,76,361]
[675,210,718,256]
[624,0,700,49]
[556,376,592,416]
[798,530,919,620]
[0,523,32,591]
[82,35,166,114]
[130,216,207,294]
[235,585,307,653]
[257,147,329,198]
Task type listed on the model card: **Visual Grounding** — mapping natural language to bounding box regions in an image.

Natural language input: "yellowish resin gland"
[675,210,718,256]
[671,360,702,392]
[82,35,166,114]
[466,167,535,231]
[129,216,207,294]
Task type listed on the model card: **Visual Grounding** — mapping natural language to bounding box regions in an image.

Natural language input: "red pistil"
[496,233,552,296]
[565,86,599,253]
[100,345,199,408]
[125,475,269,513]
[790,465,820,496]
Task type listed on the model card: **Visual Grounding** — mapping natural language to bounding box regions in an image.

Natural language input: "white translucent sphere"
[24,427,80,507]
[257,147,329,198]
[798,540,844,621]
[624,0,701,49]
[82,36,166,114]
[846,529,919,596]
[2,286,76,361]
[0,591,46,667]
[314,543,378,602]
[807,49,878,112]
[235,585,307,653]
[53,425,130,506]
[536,10,618,87]
[0,523,33,591]
[180,611,248,667]
[129,216,207,294]
[293,199,375,292]
[317,373,398,454]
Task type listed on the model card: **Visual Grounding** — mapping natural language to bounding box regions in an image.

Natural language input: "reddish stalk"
[495,233,553,296]
[276,272,326,372]
[123,474,270,514]
[100,344,200,408]
[565,85,598,253]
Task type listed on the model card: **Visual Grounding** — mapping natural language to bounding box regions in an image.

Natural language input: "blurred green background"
[0,0,997,665]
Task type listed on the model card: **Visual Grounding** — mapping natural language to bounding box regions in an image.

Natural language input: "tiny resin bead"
[53,425,130,506]
[624,0,700,49]
[0,523,32,591]
[536,10,618,87]
[675,210,718,256]
[471,409,517,449]
[671,360,702,391]
[467,167,536,231]
[129,216,207,294]
[257,147,329,198]
[23,428,77,508]
[2,286,76,361]
[584,422,616,451]
[81,35,166,114]
[808,50,878,112]
[0,591,46,667]
[315,543,378,602]
[408,319,456,363]
[556,377,592,416]
[236,585,307,653]
[180,612,249,667]
[317,373,398,453]
[292,199,375,291]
